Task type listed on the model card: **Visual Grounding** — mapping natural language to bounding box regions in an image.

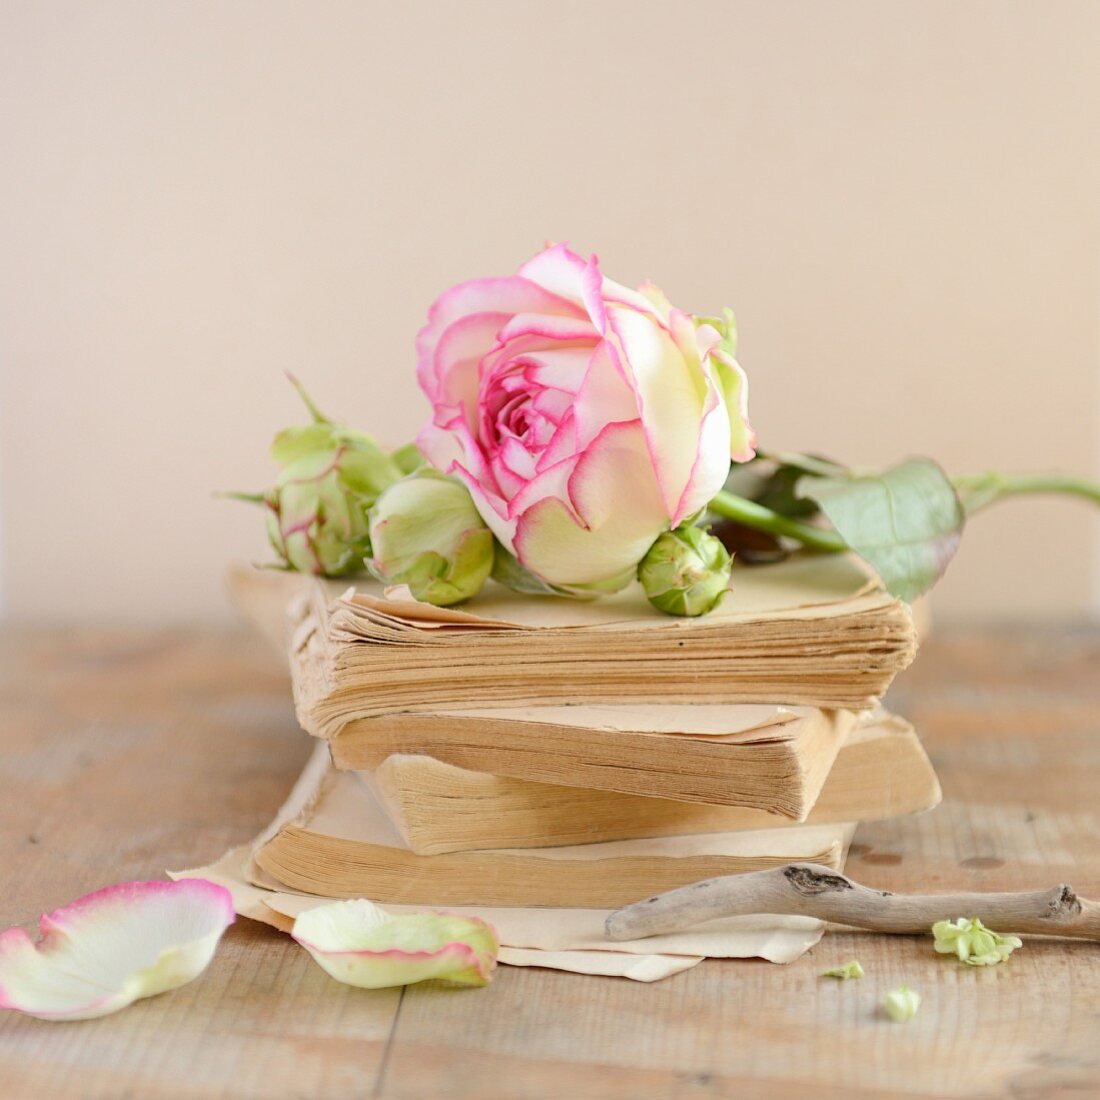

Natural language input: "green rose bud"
[638,525,732,617]
[228,375,403,576]
[368,469,494,606]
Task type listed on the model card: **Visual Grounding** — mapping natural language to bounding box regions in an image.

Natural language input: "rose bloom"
[416,245,754,590]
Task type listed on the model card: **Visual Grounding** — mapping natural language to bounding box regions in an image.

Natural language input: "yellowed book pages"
[329,705,852,813]
[171,846,828,977]
[226,559,934,653]
[290,554,917,740]
[370,711,939,854]
[246,744,855,908]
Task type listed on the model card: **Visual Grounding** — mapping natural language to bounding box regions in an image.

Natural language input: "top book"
[291,553,917,737]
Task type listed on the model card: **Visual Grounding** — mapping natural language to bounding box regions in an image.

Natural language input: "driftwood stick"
[605,862,1100,942]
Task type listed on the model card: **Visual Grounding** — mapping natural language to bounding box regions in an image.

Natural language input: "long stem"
[954,471,1100,515]
[708,490,847,553]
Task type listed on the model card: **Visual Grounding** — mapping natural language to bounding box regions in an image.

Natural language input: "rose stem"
[953,471,1100,514]
[707,490,847,553]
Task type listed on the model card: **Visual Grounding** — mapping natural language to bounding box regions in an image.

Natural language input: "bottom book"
[249,744,857,908]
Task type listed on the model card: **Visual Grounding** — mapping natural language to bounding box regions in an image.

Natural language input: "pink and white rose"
[416,245,755,590]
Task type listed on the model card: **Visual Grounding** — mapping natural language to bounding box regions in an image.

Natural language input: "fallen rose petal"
[292,898,498,989]
[0,879,234,1021]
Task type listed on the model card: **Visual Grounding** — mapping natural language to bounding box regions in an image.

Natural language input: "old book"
[326,704,854,814]
[289,555,917,746]
[225,559,935,654]
[369,711,939,854]
[248,745,855,908]
[176,846,830,972]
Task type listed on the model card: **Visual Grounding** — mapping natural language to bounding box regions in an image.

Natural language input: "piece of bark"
[605,862,1100,942]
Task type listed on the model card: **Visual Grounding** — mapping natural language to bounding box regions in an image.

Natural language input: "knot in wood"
[1047,884,1082,919]
[784,864,853,895]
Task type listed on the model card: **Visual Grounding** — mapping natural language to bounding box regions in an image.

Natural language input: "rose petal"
[428,311,513,422]
[416,276,583,399]
[513,420,668,586]
[517,243,590,305]
[608,305,727,524]
[495,312,599,346]
[520,245,659,327]
[710,349,757,463]
[0,879,234,1021]
[417,411,495,494]
[450,463,518,550]
[572,341,640,450]
[579,253,608,334]
[519,347,592,394]
[292,899,498,989]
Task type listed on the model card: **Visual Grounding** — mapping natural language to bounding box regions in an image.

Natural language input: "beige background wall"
[2,0,1099,622]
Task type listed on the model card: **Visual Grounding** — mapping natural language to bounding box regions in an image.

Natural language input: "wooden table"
[1,625,1098,1099]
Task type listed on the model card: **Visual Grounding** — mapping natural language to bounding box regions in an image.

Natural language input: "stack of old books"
[233,553,938,918]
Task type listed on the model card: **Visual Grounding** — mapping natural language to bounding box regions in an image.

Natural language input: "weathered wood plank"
[382,625,1100,1099]
[1,625,1098,1099]
[0,628,401,1099]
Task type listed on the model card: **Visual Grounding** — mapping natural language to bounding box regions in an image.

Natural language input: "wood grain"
[1,624,1099,1098]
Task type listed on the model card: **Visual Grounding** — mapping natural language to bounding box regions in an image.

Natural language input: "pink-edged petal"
[292,899,498,989]
[634,280,674,320]
[573,341,640,450]
[608,305,719,521]
[672,393,735,523]
[498,437,538,481]
[530,386,572,426]
[417,412,496,493]
[478,333,596,391]
[495,312,599,346]
[534,409,579,472]
[517,243,590,305]
[452,463,518,550]
[519,244,659,330]
[711,350,757,463]
[0,879,234,1021]
[513,420,668,586]
[580,253,607,334]
[508,448,584,521]
[601,278,668,321]
[427,311,511,419]
[693,321,724,360]
[488,451,527,499]
[519,347,591,394]
[416,276,583,398]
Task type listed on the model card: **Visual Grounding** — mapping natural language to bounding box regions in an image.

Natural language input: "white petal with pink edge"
[292,899,498,989]
[416,276,582,397]
[0,879,234,1021]
[451,463,518,550]
[517,243,590,305]
[572,341,641,450]
[513,420,669,587]
[425,311,512,414]
[608,306,728,523]
[711,350,757,462]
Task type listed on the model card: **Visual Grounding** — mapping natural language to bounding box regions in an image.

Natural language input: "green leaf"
[797,458,965,602]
